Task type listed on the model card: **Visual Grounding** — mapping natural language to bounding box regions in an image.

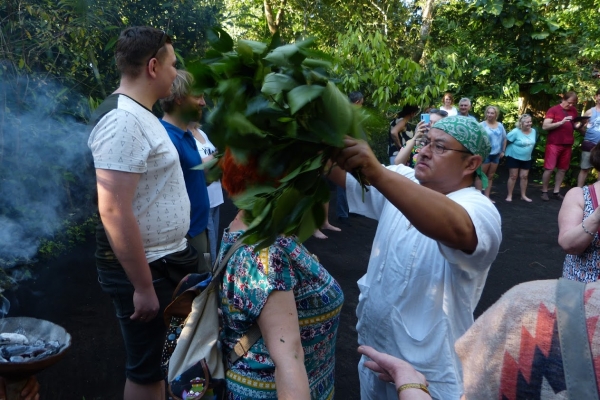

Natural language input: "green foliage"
[332,26,460,109]
[191,29,367,248]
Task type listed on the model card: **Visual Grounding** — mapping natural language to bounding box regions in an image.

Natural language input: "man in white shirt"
[331,116,502,399]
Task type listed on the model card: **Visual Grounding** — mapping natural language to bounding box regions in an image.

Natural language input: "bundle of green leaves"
[190,28,367,249]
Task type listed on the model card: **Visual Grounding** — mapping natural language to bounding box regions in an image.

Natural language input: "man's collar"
[161,119,192,138]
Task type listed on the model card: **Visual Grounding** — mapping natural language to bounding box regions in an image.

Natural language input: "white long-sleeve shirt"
[347,164,502,400]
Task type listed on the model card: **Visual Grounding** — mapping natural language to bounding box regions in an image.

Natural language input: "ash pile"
[0,333,64,363]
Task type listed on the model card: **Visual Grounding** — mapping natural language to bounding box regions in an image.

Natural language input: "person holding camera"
[394,109,448,166]
[389,105,420,164]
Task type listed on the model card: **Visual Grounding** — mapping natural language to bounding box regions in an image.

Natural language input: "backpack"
[162,239,261,400]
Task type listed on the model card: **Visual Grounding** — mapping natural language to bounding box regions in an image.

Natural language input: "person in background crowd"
[336,91,364,226]
[360,279,600,399]
[478,106,507,202]
[577,89,600,187]
[395,108,448,167]
[160,70,211,273]
[329,116,501,399]
[558,144,600,282]
[505,114,536,202]
[440,92,458,116]
[541,91,579,201]
[457,98,477,120]
[189,119,224,265]
[89,27,199,400]
[389,105,420,164]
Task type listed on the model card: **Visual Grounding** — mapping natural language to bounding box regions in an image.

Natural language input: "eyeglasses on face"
[416,138,473,155]
[147,30,167,65]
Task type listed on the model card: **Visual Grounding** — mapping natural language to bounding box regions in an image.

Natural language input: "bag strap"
[228,324,262,364]
[589,184,599,210]
[556,278,599,399]
[587,185,600,235]
[213,238,264,365]
[207,239,246,291]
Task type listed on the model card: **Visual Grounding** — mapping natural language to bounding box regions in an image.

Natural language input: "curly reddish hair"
[220,148,273,197]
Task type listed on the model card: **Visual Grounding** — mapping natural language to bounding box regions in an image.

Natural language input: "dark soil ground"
[8,163,567,399]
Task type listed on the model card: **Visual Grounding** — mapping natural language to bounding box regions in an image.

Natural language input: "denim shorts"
[96,245,198,384]
[484,153,501,164]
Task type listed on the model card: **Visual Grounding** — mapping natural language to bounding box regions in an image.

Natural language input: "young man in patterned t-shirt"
[88,26,198,400]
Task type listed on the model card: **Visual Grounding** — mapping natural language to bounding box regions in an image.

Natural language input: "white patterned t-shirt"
[88,94,190,262]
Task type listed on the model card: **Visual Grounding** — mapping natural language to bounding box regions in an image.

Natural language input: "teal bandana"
[432,116,491,189]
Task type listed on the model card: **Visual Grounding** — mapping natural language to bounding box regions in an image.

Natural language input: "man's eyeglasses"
[416,138,473,155]
[147,30,167,65]
[428,108,449,117]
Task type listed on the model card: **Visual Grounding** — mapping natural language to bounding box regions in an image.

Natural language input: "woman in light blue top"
[479,106,507,201]
[505,114,536,202]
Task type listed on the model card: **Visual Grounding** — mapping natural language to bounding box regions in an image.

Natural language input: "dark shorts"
[95,226,198,383]
[505,156,532,170]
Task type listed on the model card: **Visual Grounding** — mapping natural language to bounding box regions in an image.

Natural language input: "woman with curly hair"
[217,150,344,399]
[478,106,507,201]
[505,114,536,202]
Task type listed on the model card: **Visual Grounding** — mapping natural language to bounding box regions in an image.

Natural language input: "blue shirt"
[480,121,507,155]
[585,109,600,145]
[161,120,209,237]
[505,128,536,161]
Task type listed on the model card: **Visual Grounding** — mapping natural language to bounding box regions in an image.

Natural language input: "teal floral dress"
[218,229,344,399]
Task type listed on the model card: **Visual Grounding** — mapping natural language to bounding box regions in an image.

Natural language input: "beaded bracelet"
[397,383,430,396]
[582,221,595,237]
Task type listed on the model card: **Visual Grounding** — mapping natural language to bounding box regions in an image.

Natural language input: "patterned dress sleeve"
[225,244,297,322]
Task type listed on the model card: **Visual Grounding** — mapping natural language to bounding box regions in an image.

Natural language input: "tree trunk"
[264,0,286,35]
[518,83,552,121]
[413,0,436,63]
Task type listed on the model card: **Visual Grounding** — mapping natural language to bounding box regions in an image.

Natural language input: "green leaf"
[531,31,550,40]
[501,17,515,28]
[296,207,317,243]
[239,39,267,55]
[486,0,503,15]
[302,58,332,69]
[287,85,325,114]
[191,158,218,170]
[264,44,306,66]
[530,82,548,94]
[278,155,323,183]
[272,186,301,228]
[206,27,233,53]
[104,37,118,52]
[245,202,272,231]
[319,81,352,145]
[261,73,298,96]
[233,186,276,210]
[546,20,560,32]
[228,112,267,137]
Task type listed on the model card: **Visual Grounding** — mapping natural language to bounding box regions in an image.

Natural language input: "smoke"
[0,74,95,274]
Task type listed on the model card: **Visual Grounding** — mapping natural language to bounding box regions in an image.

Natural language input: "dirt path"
[9,164,567,399]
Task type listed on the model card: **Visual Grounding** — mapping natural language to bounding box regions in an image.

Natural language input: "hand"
[334,137,384,186]
[562,116,573,124]
[414,121,428,138]
[130,287,159,322]
[0,376,40,400]
[358,345,427,388]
